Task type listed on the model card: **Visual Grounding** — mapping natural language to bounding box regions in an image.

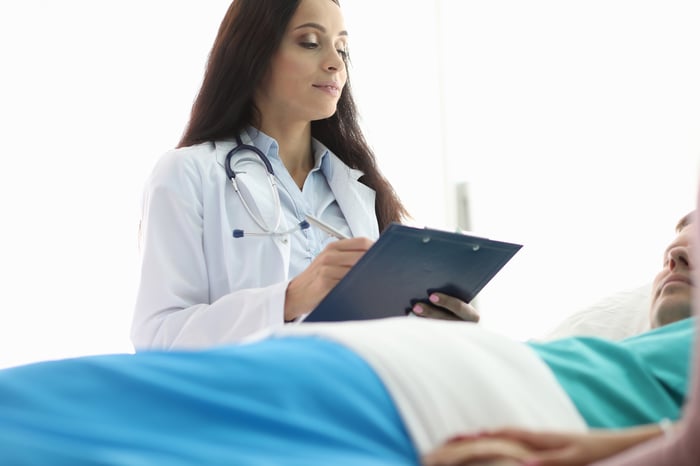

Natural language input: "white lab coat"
[131,137,379,350]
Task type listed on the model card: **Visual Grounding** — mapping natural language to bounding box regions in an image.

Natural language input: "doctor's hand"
[284,237,374,321]
[411,293,480,322]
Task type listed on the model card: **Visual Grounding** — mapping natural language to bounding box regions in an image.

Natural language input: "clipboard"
[305,223,522,322]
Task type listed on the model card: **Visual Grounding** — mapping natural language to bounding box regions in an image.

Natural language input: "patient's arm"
[422,424,665,466]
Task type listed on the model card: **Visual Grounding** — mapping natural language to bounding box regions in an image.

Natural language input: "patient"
[424,209,698,466]
[0,213,695,465]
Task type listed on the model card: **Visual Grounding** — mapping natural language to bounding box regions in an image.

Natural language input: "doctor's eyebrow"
[294,22,348,36]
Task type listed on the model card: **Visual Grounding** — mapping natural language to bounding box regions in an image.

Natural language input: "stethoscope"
[225,135,310,238]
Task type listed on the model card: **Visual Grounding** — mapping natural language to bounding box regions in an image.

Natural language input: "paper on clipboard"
[304,223,523,322]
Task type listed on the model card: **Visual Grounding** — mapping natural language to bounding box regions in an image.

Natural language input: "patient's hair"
[676,210,696,232]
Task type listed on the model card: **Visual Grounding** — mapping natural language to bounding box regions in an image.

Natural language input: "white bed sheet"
[276,317,587,454]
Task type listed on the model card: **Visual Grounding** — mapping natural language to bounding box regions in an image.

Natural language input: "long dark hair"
[178,0,408,231]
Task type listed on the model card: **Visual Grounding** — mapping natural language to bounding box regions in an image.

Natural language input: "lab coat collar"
[323,151,379,239]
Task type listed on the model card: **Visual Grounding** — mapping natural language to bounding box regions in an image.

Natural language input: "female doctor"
[131,0,479,351]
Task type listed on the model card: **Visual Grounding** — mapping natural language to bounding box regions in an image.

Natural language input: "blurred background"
[0,0,698,368]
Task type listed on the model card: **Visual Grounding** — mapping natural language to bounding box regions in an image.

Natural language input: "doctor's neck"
[257,120,314,185]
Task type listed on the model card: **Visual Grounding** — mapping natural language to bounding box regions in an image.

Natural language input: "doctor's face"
[255,0,348,126]
[649,218,695,328]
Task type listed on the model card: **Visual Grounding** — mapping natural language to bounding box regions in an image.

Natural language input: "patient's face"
[649,222,695,328]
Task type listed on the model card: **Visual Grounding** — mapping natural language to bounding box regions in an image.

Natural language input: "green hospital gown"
[529,317,694,428]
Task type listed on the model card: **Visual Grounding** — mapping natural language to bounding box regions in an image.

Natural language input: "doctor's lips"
[312,82,341,95]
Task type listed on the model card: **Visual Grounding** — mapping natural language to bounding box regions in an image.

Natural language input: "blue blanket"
[0,336,418,465]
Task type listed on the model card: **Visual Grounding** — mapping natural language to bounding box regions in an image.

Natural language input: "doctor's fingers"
[322,237,374,252]
[314,246,372,268]
[413,293,480,322]
[304,252,366,289]
[411,305,462,321]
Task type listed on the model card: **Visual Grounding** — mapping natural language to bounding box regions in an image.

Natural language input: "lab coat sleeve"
[131,148,289,351]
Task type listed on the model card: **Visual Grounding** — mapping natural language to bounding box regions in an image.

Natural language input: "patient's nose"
[668,246,691,271]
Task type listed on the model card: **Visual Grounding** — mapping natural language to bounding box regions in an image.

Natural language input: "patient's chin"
[652,301,692,328]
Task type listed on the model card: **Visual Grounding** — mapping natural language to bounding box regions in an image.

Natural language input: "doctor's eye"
[298,34,320,50]
[300,41,319,49]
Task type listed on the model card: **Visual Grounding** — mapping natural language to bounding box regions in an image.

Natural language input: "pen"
[305,214,350,240]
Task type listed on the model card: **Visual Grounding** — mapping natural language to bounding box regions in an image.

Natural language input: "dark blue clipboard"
[305,223,522,322]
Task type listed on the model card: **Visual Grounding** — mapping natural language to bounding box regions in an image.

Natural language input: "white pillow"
[536,283,652,342]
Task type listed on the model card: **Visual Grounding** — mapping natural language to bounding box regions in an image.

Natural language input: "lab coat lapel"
[326,154,379,239]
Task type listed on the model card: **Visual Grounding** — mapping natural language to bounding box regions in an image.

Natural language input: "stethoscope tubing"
[225,135,308,238]
[225,135,274,179]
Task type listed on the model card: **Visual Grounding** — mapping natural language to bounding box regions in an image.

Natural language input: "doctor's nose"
[667,245,691,271]
[325,53,345,73]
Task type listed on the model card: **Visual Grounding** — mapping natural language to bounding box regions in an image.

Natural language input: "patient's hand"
[423,425,667,466]
[423,434,532,466]
[411,293,480,322]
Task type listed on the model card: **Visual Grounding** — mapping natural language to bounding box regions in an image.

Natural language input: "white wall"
[0,1,233,367]
[0,1,698,368]
[345,0,700,339]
